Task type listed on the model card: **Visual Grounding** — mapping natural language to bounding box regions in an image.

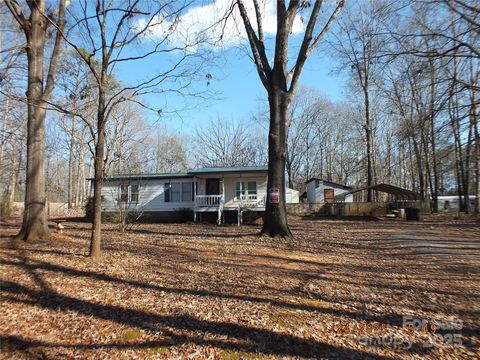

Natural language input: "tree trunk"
[16,5,49,241]
[451,102,467,211]
[421,126,434,207]
[411,135,425,200]
[453,138,465,211]
[430,113,439,212]
[470,62,479,214]
[5,142,20,215]
[67,115,76,209]
[285,141,294,189]
[463,121,473,213]
[428,64,439,213]
[89,89,106,258]
[261,87,292,238]
[0,90,10,182]
[75,127,86,208]
[475,112,479,214]
[364,86,373,202]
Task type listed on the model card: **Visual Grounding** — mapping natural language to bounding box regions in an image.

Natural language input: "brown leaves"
[0,216,479,359]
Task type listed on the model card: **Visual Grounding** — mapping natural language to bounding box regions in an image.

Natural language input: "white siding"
[286,188,299,203]
[101,178,195,212]
[228,176,266,208]
[437,195,476,212]
[306,182,316,203]
[306,180,353,203]
[102,172,298,213]
[315,184,353,203]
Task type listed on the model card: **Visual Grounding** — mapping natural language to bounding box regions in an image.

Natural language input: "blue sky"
[164,54,345,134]
[115,0,348,135]
[120,49,348,136]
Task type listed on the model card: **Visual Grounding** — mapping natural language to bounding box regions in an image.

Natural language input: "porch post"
[221,176,225,224]
[222,176,225,200]
[239,176,243,206]
[193,176,197,223]
[237,203,241,226]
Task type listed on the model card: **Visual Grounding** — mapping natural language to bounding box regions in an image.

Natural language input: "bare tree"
[51,0,211,258]
[105,103,151,175]
[194,117,266,167]
[330,0,396,201]
[151,130,188,173]
[4,0,67,241]
[56,49,97,210]
[235,0,344,238]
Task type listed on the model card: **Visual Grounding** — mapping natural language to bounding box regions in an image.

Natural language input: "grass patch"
[297,298,326,308]
[148,346,169,355]
[121,328,142,342]
[219,349,259,360]
[269,311,304,329]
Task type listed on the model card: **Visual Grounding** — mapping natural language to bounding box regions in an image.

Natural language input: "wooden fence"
[287,201,430,217]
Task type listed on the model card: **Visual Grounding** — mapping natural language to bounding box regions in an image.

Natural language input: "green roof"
[102,166,268,181]
[104,172,191,180]
[188,166,268,174]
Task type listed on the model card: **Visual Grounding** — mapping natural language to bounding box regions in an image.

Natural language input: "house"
[438,195,476,212]
[100,166,299,223]
[305,178,354,203]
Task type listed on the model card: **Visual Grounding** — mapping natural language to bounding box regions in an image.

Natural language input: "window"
[119,185,128,203]
[165,182,194,202]
[247,181,257,195]
[182,182,193,202]
[119,184,138,203]
[130,184,139,203]
[236,181,257,199]
[171,183,181,202]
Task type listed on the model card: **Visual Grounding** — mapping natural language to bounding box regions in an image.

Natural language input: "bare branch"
[236,0,271,89]
[4,0,30,31]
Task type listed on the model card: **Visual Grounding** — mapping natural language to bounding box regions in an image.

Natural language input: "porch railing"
[238,194,258,202]
[196,195,223,206]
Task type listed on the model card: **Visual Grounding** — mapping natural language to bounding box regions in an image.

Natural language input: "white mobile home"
[437,195,476,212]
[305,178,354,203]
[100,166,299,223]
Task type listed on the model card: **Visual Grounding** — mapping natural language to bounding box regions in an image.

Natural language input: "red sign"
[269,188,279,204]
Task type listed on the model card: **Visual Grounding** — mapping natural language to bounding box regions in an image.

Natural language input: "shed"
[305,178,354,204]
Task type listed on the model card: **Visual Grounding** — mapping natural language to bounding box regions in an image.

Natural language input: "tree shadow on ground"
[0,256,409,327]
[0,279,395,359]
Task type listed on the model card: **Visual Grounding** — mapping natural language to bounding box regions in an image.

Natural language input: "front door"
[206,179,220,195]
[324,188,334,204]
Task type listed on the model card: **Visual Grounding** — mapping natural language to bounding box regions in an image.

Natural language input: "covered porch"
[190,166,268,224]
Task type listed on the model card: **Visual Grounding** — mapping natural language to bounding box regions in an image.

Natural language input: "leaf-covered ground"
[1,215,479,359]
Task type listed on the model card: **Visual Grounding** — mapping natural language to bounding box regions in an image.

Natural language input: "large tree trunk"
[90,90,106,259]
[16,5,49,241]
[261,87,292,238]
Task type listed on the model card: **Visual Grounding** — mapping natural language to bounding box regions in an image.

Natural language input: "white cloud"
[138,0,305,51]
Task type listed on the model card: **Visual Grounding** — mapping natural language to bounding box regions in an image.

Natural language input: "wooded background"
[0,0,478,217]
